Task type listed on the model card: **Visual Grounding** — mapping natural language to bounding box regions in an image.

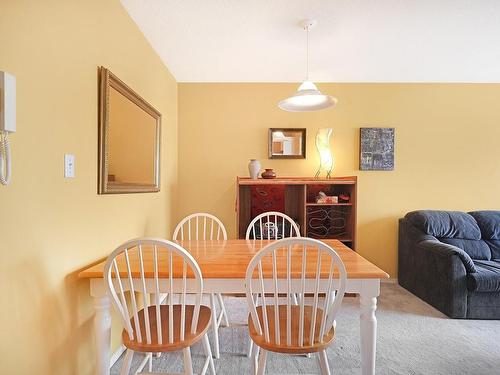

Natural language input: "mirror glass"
[98,68,161,194]
[269,128,306,159]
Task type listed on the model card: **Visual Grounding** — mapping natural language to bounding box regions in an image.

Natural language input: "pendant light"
[278,19,337,112]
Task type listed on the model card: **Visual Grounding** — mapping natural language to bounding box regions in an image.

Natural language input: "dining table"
[79,238,389,375]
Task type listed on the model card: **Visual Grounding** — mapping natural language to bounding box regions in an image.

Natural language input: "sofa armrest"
[398,219,468,318]
[417,240,476,274]
[410,239,468,317]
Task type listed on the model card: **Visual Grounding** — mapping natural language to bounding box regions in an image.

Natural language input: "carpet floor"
[111,283,500,374]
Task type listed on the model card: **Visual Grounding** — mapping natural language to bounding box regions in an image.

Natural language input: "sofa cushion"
[466,290,500,319]
[484,240,500,260]
[467,260,500,292]
[405,210,481,240]
[469,211,500,239]
[469,211,500,259]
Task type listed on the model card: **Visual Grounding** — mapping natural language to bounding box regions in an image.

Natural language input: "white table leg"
[209,293,220,359]
[359,280,379,375]
[94,295,112,375]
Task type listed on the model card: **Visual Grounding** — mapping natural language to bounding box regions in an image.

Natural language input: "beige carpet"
[111,283,500,374]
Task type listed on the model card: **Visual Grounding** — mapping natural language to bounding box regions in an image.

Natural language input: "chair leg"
[250,341,259,372]
[251,346,256,375]
[120,349,133,375]
[316,352,323,372]
[209,293,220,359]
[247,294,259,357]
[256,349,267,375]
[183,347,194,375]
[202,333,216,375]
[317,350,331,375]
[148,352,153,371]
[247,339,254,358]
[217,293,230,327]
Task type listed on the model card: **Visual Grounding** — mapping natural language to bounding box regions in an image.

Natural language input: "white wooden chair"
[245,237,347,375]
[246,211,301,357]
[173,213,229,359]
[104,238,216,375]
[245,211,300,241]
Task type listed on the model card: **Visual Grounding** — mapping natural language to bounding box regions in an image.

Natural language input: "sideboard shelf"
[305,203,353,206]
[236,176,357,250]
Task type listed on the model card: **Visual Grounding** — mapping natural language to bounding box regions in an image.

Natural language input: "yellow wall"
[0,1,177,373]
[178,83,500,277]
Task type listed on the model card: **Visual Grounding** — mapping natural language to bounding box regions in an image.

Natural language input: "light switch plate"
[64,154,75,178]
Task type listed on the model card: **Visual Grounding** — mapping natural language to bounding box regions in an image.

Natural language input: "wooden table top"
[78,239,388,280]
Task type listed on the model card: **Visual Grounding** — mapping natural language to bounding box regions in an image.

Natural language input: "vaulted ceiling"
[121,0,500,82]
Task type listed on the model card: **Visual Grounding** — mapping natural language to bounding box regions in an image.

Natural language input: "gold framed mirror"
[98,67,161,194]
[268,128,306,159]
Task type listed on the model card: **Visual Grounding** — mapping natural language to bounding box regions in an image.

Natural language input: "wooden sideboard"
[236,176,357,250]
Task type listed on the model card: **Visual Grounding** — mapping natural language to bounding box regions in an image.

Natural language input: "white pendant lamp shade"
[279,20,337,112]
[278,81,337,112]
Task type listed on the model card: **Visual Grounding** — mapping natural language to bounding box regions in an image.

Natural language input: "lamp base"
[314,169,333,179]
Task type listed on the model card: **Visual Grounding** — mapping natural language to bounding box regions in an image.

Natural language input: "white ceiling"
[121,0,500,83]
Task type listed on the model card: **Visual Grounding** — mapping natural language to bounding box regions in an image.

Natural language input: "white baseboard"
[110,344,126,368]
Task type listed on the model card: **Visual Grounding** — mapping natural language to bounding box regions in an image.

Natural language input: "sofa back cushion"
[405,210,491,260]
[469,211,500,260]
[406,210,481,239]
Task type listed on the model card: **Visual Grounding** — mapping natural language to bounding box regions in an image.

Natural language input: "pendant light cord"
[305,24,309,81]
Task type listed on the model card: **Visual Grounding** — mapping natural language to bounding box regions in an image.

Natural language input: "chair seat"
[248,305,335,354]
[467,260,500,292]
[123,304,211,353]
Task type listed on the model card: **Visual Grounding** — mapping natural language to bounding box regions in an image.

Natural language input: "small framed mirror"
[98,67,161,194]
[268,128,306,159]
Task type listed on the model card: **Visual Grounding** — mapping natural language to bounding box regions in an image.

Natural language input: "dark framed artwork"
[359,127,395,171]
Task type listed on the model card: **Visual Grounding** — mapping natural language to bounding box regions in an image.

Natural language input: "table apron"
[90,277,378,297]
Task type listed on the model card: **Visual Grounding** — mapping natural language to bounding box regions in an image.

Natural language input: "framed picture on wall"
[268,128,306,159]
[359,127,395,171]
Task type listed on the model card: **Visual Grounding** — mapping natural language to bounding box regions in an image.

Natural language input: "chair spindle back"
[245,237,347,348]
[246,211,300,240]
[173,213,227,241]
[104,238,204,346]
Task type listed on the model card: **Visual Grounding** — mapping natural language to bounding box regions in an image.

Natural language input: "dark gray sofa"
[398,210,500,319]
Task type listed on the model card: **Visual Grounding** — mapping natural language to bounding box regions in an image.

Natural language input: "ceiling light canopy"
[278,19,337,112]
